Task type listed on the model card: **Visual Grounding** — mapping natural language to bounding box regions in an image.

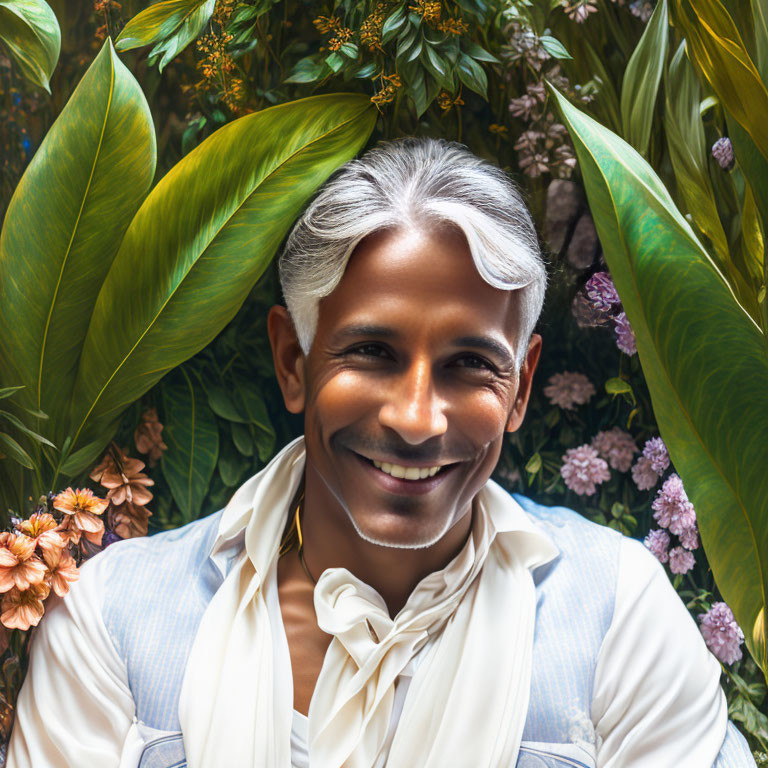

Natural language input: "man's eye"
[454,354,496,372]
[347,343,390,359]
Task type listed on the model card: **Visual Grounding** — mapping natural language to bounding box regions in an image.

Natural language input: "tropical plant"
[550,0,768,686]
[0,25,377,517]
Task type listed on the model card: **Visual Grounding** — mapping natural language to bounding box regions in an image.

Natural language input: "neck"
[299,464,474,618]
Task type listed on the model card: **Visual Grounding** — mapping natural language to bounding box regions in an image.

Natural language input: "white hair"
[278,137,547,368]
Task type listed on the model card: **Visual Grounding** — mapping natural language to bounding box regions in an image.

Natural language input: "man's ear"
[267,305,306,414]
[505,333,542,433]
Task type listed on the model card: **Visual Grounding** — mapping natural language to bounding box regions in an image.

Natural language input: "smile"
[371,460,443,480]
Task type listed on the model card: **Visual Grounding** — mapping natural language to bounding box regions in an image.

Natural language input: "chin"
[344,507,453,550]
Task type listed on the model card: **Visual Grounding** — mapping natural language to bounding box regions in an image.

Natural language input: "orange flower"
[43,547,79,597]
[93,455,154,506]
[109,501,152,539]
[53,488,107,546]
[1,583,50,630]
[134,408,168,467]
[17,512,67,554]
[0,534,48,593]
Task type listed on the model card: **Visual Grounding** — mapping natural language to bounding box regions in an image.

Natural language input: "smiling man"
[8,138,756,768]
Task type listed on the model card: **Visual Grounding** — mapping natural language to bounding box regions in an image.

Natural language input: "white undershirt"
[7,533,728,768]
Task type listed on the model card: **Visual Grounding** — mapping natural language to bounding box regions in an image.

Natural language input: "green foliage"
[620,0,667,156]
[66,93,375,472]
[115,0,215,71]
[553,85,768,675]
[0,39,156,448]
[0,0,59,91]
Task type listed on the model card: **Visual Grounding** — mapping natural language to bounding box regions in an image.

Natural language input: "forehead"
[316,225,520,341]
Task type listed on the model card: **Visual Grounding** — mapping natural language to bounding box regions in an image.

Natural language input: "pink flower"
[679,524,699,551]
[644,529,670,564]
[1,583,50,630]
[585,271,620,312]
[668,546,695,574]
[543,371,596,410]
[652,474,696,536]
[699,602,744,665]
[43,547,79,598]
[642,437,670,475]
[560,444,610,495]
[591,427,637,472]
[613,312,637,355]
[631,456,659,491]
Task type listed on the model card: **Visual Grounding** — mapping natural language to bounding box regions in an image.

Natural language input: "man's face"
[271,224,541,549]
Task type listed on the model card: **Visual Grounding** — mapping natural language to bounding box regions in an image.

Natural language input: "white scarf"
[178,437,559,767]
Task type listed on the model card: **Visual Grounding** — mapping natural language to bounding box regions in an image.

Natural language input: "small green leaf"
[284,56,325,83]
[0,0,60,92]
[353,61,378,78]
[0,432,33,469]
[605,377,633,395]
[339,42,358,58]
[611,501,627,519]
[538,34,572,61]
[525,452,542,474]
[0,386,24,401]
[461,40,500,63]
[230,422,254,456]
[0,409,55,447]
[325,51,344,72]
[381,5,406,44]
[457,53,487,98]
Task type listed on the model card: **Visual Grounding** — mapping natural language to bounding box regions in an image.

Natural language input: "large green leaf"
[66,94,376,466]
[160,368,218,524]
[0,0,59,91]
[0,39,156,444]
[672,0,768,163]
[754,0,768,87]
[663,42,730,273]
[620,0,668,157]
[115,0,215,72]
[551,87,768,674]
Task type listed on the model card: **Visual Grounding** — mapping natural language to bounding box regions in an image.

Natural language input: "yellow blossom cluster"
[313,15,342,35]
[436,17,468,35]
[0,490,107,631]
[360,3,387,52]
[371,73,402,106]
[328,27,354,52]
[409,0,442,24]
[437,89,464,112]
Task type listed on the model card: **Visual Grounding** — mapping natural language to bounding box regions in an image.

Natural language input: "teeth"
[372,460,443,479]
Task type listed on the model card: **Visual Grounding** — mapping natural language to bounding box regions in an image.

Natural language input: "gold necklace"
[295,500,316,585]
[278,494,316,585]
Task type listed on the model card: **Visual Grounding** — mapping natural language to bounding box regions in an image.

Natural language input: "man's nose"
[378,358,448,444]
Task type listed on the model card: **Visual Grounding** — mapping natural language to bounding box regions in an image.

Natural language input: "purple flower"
[631,455,659,491]
[699,602,744,664]
[591,427,637,472]
[585,271,620,312]
[668,546,695,574]
[560,444,611,495]
[679,523,699,551]
[613,312,637,355]
[711,137,735,171]
[642,436,670,474]
[543,371,596,410]
[644,528,670,564]
[652,474,696,536]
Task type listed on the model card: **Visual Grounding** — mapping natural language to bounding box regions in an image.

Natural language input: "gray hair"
[278,137,547,368]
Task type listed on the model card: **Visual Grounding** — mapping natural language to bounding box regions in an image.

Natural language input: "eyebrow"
[331,324,398,342]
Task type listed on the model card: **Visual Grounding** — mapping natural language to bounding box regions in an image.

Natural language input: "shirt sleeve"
[7,548,137,768]
[591,535,729,768]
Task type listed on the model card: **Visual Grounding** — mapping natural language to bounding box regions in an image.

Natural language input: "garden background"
[2,0,768,761]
